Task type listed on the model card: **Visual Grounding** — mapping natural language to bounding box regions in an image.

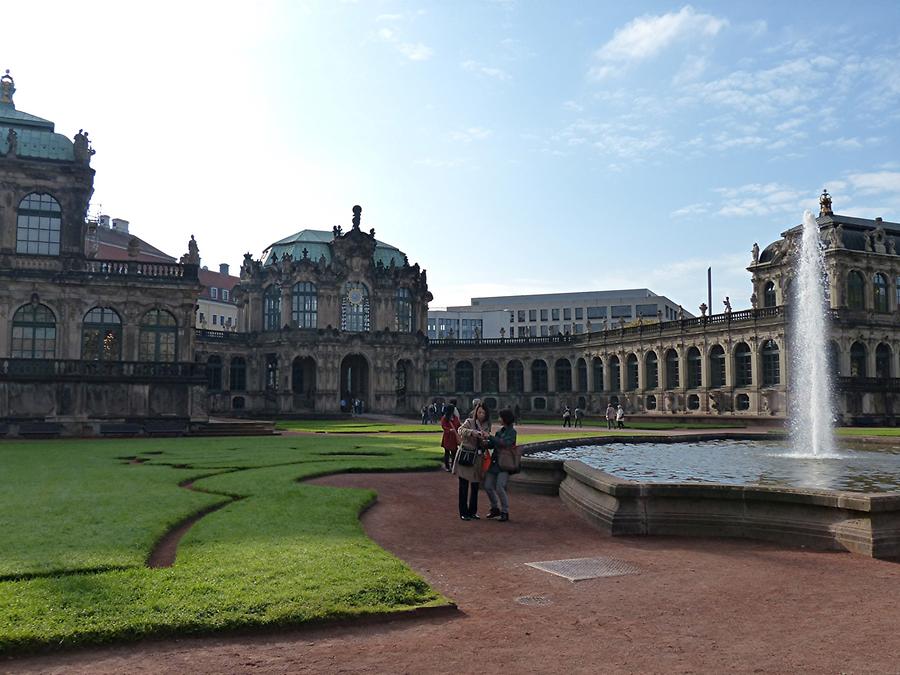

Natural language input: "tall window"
[876,343,892,379]
[429,360,449,390]
[847,271,865,310]
[735,342,752,387]
[263,285,281,331]
[139,309,177,362]
[11,303,56,359]
[592,357,604,392]
[207,355,223,391]
[763,281,777,308]
[82,307,122,361]
[555,359,572,392]
[230,357,247,391]
[609,355,621,390]
[687,347,702,388]
[874,273,889,313]
[454,361,474,392]
[665,349,679,389]
[709,345,726,387]
[507,360,524,392]
[16,193,61,256]
[850,342,867,377]
[576,358,587,391]
[645,351,659,389]
[395,288,413,333]
[761,340,780,386]
[291,282,317,328]
[531,359,548,392]
[896,277,900,310]
[481,360,500,392]
[626,354,638,390]
[341,282,370,332]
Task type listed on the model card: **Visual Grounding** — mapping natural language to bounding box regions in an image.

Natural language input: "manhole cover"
[515,595,552,606]
[525,556,640,582]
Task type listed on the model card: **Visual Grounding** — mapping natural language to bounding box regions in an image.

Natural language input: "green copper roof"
[0,101,55,130]
[0,72,75,161]
[262,228,407,268]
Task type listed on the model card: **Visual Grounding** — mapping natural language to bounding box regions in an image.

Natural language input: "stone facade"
[0,72,205,436]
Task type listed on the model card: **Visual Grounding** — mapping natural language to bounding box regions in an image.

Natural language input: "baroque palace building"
[0,71,206,436]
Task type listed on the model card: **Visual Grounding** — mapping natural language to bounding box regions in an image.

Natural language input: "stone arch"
[850,341,867,378]
[531,359,548,392]
[875,342,892,379]
[555,358,572,392]
[481,360,500,393]
[454,360,474,392]
[734,342,752,387]
[709,344,726,388]
[645,350,659,389]
[625,353,638,391]
[506,359,524,393]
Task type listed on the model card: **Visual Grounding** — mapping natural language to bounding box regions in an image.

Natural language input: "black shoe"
[469,513,480,520]
[460,515,472,521]
[498,513,509,522]
[486,508,501,519]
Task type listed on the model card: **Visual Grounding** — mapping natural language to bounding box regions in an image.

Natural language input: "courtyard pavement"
[8,469,899,674]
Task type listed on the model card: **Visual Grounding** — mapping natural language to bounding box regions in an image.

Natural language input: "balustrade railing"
[0,359,206,382]
[84,260,199,280]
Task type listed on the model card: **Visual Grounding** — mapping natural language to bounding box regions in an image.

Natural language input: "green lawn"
[0,435,448,654]
[836,427,900,437]
[518,418,746,430]
[276,420,441,433]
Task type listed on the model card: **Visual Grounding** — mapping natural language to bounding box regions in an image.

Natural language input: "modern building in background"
[428,289,690,339]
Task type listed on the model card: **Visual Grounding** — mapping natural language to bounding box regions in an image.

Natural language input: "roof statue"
[183,234,200,265]
[73,129,95,164]
[0,70,14,105]
[352,205,362,230]
[5,127,16,157]
[751,242,759,265]
[819,189,833,217]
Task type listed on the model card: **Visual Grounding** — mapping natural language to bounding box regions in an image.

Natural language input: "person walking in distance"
[616,403,626,429]
[574,406,583,428]
[606,402,615,430]
[562,405,572,428]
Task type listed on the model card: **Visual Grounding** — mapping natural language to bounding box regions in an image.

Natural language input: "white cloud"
[590,5,727,79]
[562,100,584,112]
[397,42,433,61]
[821,136,882,150]
[672,54,708,85]
[671,202,710,218]
[450,127,493,143]
[713,182,809,217]
[461,59,510,80]
[376,13,403,22]
[846,171,900,195]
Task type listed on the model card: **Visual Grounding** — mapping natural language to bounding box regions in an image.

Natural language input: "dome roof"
[262,229,407,268]
[0,71,75,161]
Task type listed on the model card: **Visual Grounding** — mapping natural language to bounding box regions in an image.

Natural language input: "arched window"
[531,359,548,392]
[16,193,61,256]
[455,361,474,392]
[761,340,780,386]
[576,358,587,391]
[207,355,223,391]
[11,303,56,359]
[263,285,281,331]
[341,282,370,332]
[291,282,317,328]
[626,353,638,391]
[735,393,750,411]
[645,351,659,389]
[665,349,679,389]
[763,281,777,308]
[555,359,572,392]
[847,271,865,310]
[874,273,889,313]
[709,345,726,387]
[828,341,841,378]
[429,360,449,391]
[230,356,247,391]
[735,342,752,387]
[609,355,621,391]
[687,347,702,388]
[592,357,604,392]
[507,360,524,392]
[139,309,177,362]
[850,342,867,378]
[395,288,413,333]
[876,343,892,379]
[82,307,121,361]
[481,360,500,392]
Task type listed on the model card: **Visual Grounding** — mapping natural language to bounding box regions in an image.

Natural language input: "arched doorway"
[395,359,413,411]
[340,354,369,412]
[292,356,317,409]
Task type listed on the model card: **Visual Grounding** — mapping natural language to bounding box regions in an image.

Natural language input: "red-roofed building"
[198,264,240,330]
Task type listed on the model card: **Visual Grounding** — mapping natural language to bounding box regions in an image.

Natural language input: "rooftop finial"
[352,205,362,230]
[0,70,15,105]
[819,188,833,217]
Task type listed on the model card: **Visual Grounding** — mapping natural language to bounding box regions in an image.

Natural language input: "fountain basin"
[512,436,900,559]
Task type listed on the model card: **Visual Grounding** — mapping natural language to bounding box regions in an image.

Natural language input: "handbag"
[497,445,521,473]
[456,447,477,467]
[481,450,493,473]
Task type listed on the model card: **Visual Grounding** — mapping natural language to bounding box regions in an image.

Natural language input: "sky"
[5,1,900,312]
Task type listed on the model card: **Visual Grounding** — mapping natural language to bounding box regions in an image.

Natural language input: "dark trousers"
[607,419,614,429]
[443,448,455,469]
[563,417,571,427]
[458,477,479,517]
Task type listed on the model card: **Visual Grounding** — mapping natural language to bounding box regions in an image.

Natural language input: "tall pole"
[707,267,712,314]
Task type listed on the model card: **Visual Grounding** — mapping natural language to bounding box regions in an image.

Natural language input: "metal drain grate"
[515,595,553,606]
[525,556,640,582]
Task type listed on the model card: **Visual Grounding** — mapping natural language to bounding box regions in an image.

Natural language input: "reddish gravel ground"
[7,470,899,674]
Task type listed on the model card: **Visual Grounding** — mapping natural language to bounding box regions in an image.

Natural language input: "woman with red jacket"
[440,401,461,472]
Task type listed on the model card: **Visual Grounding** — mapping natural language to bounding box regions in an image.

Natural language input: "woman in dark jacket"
[484,408,517,522]
[440,402,461,471]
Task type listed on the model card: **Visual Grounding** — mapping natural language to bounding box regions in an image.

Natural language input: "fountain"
[509,211,900,559]
[790,210,835,456]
